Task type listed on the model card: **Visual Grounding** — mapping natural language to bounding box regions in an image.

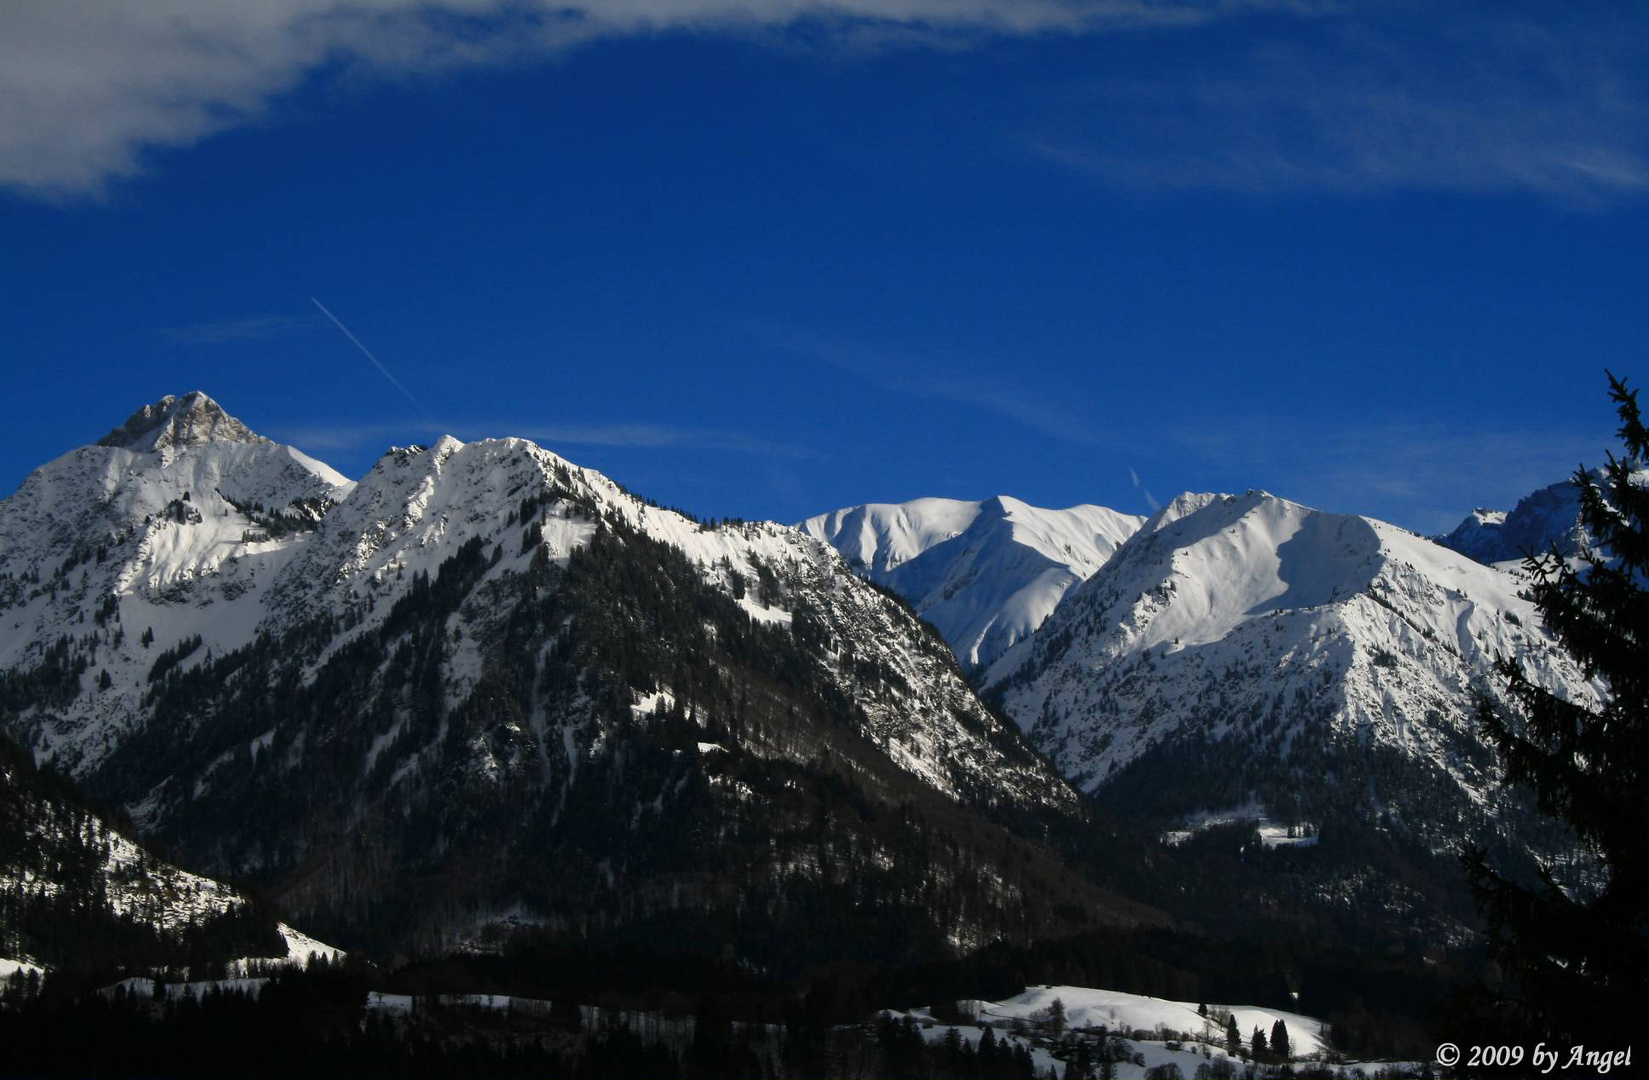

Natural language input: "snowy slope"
[800,496,1143,668]
[984,490,1599,861]
[979,983,1326,1057]
[0,392,352,771]
[5,804,329,964]
[896,982,1376,1077]
[255,436,1075,811]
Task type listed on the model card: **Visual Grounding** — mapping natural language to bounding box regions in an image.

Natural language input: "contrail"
[1129,464,1161,512]
[311,297,434,420]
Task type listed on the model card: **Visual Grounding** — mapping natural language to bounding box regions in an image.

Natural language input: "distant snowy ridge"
[983,489,1600,875]
[1438,467,1648,569]
[800,496,1143,669]
[1438,474,1590,567]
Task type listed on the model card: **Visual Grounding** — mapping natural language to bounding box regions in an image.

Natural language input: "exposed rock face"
[97,391,261,457]
[1437,476,1593,566]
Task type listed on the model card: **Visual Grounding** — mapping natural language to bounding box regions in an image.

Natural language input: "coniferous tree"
[1269,1018,1290,1060]
[1225,1015,1241,1056]
[1073,1039,1094,1080]
[1463,372,1649,1042]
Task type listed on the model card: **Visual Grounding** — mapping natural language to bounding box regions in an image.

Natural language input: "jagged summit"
[96,391,262,456]
[1438,475,1593,567]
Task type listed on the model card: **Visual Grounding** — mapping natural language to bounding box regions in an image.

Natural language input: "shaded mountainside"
[1437,474,1593,567]
[0,729,305,976]
[983,490,1602,938]
[799,496,1142,670]
[1,399,1157,965]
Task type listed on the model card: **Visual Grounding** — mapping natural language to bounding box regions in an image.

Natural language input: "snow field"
[801,495,1144,668]
[984,984,1328,1058]
[897,983,1421,1079]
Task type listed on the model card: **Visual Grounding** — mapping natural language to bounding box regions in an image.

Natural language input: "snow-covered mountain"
[983,489,1599,881]
[0,392,352,771]
[799,497,1143,669]
[2,395,1145,959]
[1437,475,1592,568]
[250,434,1075,811]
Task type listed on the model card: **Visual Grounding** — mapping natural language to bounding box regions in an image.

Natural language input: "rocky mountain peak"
[96,391,263,456]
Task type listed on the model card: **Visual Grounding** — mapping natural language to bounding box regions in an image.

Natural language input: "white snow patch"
[0,957,44,980]
[1162,805,1319,849]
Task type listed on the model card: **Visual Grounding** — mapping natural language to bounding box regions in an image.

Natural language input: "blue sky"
[2,1,1645,532]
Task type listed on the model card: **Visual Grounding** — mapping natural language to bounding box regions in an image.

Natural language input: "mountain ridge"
[800,495,1143,669]
[1436,474,1592,567]
[2,394,1147,961]
[978,487,1599,908]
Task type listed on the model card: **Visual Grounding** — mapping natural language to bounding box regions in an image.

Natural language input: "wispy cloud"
[268,418,822,460]
[1161,416,1612,534]
[1027,8,1649,205]
[509,422,825,460]
[0,0,1304,200]
[6,4,1642,206]
[1128,464,1160,511]
[262,423,418,454]
[159,314,312,345]
[742,319,1110,447]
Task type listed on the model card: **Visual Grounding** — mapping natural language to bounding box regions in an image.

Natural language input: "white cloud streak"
[1028,7,1649,204]
[1161,416,1612,534]
[509,422,825,459]
[269,418,822,459]
[1128,464,1159,511]
[744,319,1111,447]
[0,0,1290,199]
[7,3,1638,204]
[159,314,312,344]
